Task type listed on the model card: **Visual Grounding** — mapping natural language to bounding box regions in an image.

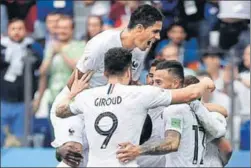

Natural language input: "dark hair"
[151,59,163,68]
[104,47,132,76]
[166,21,187,34]
[128,4,164,29]
[156,60,184,84]
[8,18,25,27]
[183,75,200,87]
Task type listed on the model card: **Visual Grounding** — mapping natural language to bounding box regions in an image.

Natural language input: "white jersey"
[163,104,206,167]
[203,112,227,168]
[137,107,166,167]
[70,84,172,167]
[76,30,147,87]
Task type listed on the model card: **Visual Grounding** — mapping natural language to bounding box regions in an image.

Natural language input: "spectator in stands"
[33,15,84,113]
[1,3,8,35]
[178,0,210,51]
[223,45,250,116]
[82,15,103,42]
[157,44,196,76]
[196,71,230,113]
[155,22,199,70]
[217,1,250,50]
[0,19,43,147]
[43,12,61,50]
[109,1,140,30]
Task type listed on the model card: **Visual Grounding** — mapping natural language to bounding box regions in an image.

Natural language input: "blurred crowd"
[0,0,250,149]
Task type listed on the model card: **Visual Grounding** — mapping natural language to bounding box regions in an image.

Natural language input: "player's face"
[8,21,26,42]
[134,21,162,51]
[243,45,250,69]
[153,70,180,89]
[167,25,186,45]
[146,66,156,85]
[57,19,73,42]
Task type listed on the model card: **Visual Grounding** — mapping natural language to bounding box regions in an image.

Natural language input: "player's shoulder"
[164,104,190,115]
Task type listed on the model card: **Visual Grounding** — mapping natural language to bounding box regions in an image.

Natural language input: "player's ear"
[135,24,144,33]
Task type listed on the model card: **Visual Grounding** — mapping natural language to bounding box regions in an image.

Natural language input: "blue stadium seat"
[240,120,250,150]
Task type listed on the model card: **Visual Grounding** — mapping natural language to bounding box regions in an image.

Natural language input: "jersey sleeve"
[141,86,172,110]
[76,36,103,73]
[190,100,227,139]
[163,106,184,134]
[69,93,85,115]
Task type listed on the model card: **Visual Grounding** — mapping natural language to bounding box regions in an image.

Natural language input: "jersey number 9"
[94,112,118,149]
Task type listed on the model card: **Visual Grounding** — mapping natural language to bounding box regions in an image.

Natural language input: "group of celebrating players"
[49,4,232,167]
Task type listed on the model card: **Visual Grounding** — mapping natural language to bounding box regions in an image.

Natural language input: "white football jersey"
[137,107,166,167]
[163,104,206,167]
[76,30,147,87]
[70,84,172,167]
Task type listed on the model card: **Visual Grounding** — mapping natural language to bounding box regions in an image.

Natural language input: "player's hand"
[69,70,94,99]
[57,143,83,167]
[201,77,215,92]
[116,142,141,163]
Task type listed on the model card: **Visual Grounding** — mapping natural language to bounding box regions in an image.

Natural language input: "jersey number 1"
[94,112,118,149]
[192,125,205,165]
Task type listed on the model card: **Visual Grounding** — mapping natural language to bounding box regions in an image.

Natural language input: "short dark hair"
[8,18,25,27]
[151,59,163,68]
[128,4,164,29]
[183,75,200,87]
[156,60,184,84]
[104,47,132,76]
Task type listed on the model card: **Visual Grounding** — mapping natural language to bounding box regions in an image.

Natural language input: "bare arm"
[139,130,180,155]
[203,103,228,118]
[171,77,215,104]
[56,71,93,118]
[215,137,233,166]
[116,131,180,163]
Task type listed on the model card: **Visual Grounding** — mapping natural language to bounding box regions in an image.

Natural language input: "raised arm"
[203,103,228,118]
[170,77,215,104]
[189,100,227,139]
[56,71,94,118]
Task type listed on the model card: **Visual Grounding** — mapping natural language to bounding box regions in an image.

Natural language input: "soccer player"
[51,4,165,166]
[116,61,226,167]
[146,59,163,85]
[55,48,215,167]
[184,75,232,167]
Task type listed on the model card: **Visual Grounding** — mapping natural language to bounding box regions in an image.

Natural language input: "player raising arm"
[55,47,215,167]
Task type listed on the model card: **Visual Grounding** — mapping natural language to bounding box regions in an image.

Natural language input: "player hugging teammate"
[50,4,232,168]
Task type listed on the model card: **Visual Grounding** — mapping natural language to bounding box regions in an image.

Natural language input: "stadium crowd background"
[0,0,250,164]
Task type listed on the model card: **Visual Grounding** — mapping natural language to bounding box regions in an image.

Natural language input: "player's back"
[163,104,206,167]
[73,84,170,167]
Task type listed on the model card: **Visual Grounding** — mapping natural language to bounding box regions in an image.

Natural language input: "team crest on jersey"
[68,128,75,136]
[132,60,139,70]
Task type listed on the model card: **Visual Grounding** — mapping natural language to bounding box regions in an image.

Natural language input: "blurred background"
[0,0,250,167]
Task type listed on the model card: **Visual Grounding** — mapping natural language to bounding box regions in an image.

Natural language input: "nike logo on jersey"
[69,128,75,136]
[132,60,139,70]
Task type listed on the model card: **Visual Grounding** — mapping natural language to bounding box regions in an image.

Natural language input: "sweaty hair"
[128,4,164,29]
[156,60,184,84]
[183,75,200,87]
[104,47,132,76]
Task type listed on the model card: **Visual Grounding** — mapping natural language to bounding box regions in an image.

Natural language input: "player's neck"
[120,29,136,50]
[108,76,128,85]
